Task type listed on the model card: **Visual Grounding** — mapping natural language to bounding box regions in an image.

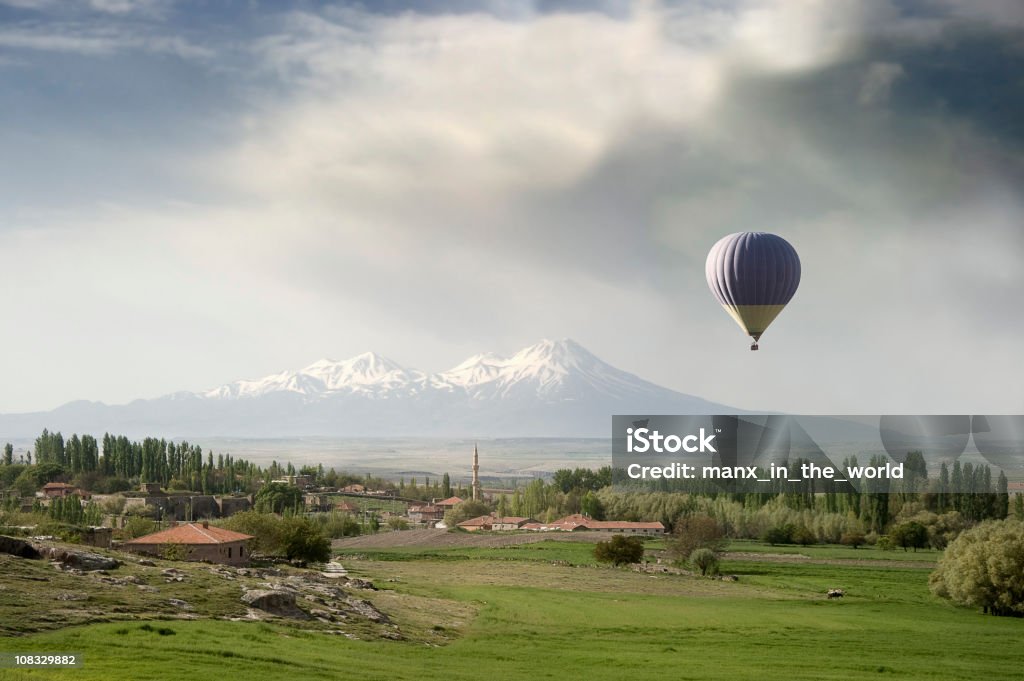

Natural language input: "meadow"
[0,539,1021,681]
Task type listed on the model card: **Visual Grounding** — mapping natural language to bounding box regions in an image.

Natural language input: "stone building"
[123,521,254,566]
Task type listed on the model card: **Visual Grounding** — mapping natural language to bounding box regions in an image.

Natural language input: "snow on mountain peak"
[201,340,657,403]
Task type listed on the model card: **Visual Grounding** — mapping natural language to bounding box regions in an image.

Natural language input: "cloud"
[0,22,211,57]
[858,61,905,105]
[1,0,1023,413]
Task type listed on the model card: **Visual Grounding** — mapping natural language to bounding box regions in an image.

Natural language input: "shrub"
[320,513,361,539]
[690,548,720,576]
[221,511,283,554]
[278,515,331,563]
[594,535,645,566]
[122,516,156,540]
[890,521,929,552]
[840,531,866,549]
[930,518,1024,616]
[161,543,190,561]
[763,524,795,545]
[443,500,491,527]
[670,514,725,564]
[791,525,817,546]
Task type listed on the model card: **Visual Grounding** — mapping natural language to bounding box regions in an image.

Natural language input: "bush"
[594,535,645,566]
[930,518,1024,616]
[95,477,132,494]
[221,511,284,554]
[690,548,720,576]
[278,516,331,563]
[670,514,725,564]
[763,524,795,545]
[122,516,156,540]
[876,535,895,551]
[386,517,409,531]
[890,521,929,552]
[320,513,361,539]
[791,525,817,546]
[840,531,866,549]
[443,500,491,527]
[161,543,190,561]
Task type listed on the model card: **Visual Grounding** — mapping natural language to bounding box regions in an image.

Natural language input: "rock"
[168,599,192,609]
[345,597,389,623]
[37,546,119,571]
[345,578,377,591]
[138,559,156,567]
[241,589,310,619]
[0,536,41,559]
[55,592,89,601]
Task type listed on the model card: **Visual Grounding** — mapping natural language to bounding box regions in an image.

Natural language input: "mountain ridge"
[0,339,737,438]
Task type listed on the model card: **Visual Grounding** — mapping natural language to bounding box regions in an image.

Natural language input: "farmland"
[0,537,1022,681]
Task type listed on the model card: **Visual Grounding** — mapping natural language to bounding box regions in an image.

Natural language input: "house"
[490,516,534,531]
[304,493,333,512]
[335,501,358,513]
[435,496,463,509]
[40,482,83,499]
[408,504,444,524]
[457,515,493,531]
[272,475,314,490]
[341,484,366,494]
[123,521,254,566]
[527,514,665,535]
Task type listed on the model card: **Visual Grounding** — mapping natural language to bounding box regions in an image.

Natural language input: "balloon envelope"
[705,232,801,341]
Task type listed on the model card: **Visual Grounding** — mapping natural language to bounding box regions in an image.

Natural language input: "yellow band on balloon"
[721,304,789,339]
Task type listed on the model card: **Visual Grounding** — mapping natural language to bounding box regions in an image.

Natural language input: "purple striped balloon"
[705,232,801,350]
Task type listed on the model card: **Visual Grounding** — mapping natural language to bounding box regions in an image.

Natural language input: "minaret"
[472,443,481,502]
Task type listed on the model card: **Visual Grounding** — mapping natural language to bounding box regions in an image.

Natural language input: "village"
[1,445,663,568]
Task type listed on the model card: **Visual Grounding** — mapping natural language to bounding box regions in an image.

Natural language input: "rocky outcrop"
[0,535,41,559]
[345,597,389,623]
[37,546,119,571]
[241,589,310,619]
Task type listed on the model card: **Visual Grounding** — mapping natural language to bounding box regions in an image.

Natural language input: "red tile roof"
[457,515,493,528]
[538,514,665,532]
[125,523,254,545]
[436,496,464,507]
[42,482,75,489]
[586,521,665,530]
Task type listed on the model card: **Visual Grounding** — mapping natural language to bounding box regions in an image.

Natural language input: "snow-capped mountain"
[203,352,429,400]
[198,339,677,404]
[0,339,737,438]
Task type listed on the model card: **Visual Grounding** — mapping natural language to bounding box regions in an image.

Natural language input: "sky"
[1,0,1023,415]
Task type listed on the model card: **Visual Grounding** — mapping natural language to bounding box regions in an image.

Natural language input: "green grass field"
[1,539,1021,681]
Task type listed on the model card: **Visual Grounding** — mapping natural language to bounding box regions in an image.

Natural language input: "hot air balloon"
[705,232,801,351]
